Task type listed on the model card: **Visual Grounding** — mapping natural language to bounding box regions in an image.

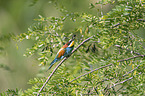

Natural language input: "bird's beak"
[72,35,76,40]
[68,35,76,42]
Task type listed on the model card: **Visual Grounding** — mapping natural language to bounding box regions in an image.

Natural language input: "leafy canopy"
[2,0,145,96]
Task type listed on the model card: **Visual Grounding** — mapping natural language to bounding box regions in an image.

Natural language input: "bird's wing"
[47,48,66,71]
[57,48,66,58]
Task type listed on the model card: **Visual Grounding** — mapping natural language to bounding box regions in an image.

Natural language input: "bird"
[47,35,76,71]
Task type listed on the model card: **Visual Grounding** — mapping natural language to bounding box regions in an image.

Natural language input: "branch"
[112,19,145,28]
[69,63,113,83]
[129,32,145,49]
[117,55,145,62]
[37,36,94,96]
[103,72,142,95]
[37,57,67,96]
[139,42,145,49]
[115,45,141,55]
[71,35,94,53]
[108,72,142,90]
[122,64,140,77]
[96,64,140,85]
[69,54,144,84]
[137,19,145,22]
[112,23,120,28]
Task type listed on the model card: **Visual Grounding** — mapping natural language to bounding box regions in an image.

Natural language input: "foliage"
[2,0,145,95]
[0,33,13,71]
[0,88,23,96]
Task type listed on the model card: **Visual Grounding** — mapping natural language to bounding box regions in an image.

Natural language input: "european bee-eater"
[47,35,76,70]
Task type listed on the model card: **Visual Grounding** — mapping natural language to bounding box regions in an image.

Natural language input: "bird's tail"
[46,59,58,71]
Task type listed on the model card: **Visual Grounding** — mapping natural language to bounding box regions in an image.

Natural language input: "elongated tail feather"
[46,58,58,71]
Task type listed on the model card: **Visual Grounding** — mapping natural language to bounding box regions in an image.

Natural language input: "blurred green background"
[0,0,93,92]
[0,0,144,93]
[0,0,62,92]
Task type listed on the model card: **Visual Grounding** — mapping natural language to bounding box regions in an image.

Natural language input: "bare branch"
[112,19,145,29]
[112,23,120,28]
[139,42,145,49]
[69,54,144,84]
[122,64,140,77]
[71,35,94,53]
[97,64,141,94]
[69,63,113,83]
[129,32,145,49]
[37,36,94,96]
[108,72,142,90]
[137,19,145,22]
[96,64,140,85]
[37,57,67,96]
[115,45,141,55]
[117,55,145,62]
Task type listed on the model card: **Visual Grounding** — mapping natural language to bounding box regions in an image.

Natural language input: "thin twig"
[137,19,145,22]
[69,54,144,84]
[112,19,145,28]
[103,72,142,94]
[112,23,120,28]
[115,45,141,55]
[96,64,140,85]
[139,42,145,49]
[129,32,145,49]
[117,55,145,62]
[37,36,94,96]
[71,35,94,53]
[69,63,113,83]
[37,57,67,96]
[116,86,124,93]
[122,64,140,77]
[101,65,141,94]
[108,72,142,90]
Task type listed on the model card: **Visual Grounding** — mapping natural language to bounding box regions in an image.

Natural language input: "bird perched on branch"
[47,35,76,71]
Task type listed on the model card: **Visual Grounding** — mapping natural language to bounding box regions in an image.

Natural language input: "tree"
[1,0,145,95]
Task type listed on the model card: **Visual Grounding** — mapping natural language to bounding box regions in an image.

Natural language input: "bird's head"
[67,35,76,47]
